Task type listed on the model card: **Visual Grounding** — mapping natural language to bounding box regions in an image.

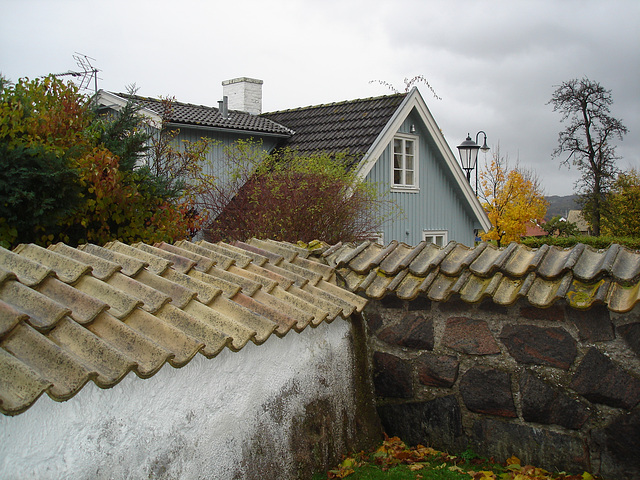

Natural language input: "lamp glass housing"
[457,134,480,172]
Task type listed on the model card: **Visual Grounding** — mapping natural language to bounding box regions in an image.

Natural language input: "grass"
[312,436,602,480]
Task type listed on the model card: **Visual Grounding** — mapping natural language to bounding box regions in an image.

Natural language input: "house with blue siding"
[96,79,293,183]
[264,88,491,246]
[97,78,490,247]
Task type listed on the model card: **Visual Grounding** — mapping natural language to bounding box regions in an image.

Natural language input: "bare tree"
[549,78,628,236]
[369,75,441,100]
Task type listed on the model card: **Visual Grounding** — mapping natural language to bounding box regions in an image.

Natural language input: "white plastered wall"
[0,320,356,480]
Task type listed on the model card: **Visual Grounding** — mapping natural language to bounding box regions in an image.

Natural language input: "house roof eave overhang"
[95,90,163,127]
[164,121,293,139]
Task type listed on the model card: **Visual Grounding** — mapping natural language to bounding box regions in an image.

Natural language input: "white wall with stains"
[0,319,357,479]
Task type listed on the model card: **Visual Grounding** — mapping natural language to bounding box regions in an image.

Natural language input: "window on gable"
[392,135,418,189]
[423,230,448,247]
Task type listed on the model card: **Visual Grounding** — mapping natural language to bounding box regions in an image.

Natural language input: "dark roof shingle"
[117,93,294,136]
[262,93,407,163]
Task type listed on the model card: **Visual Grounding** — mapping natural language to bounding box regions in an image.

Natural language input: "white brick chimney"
[222,77,263,115]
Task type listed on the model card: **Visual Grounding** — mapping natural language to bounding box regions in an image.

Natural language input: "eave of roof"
[0,239,366,416]
[318,240,640,313]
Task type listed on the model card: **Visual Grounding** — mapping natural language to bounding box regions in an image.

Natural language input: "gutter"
[165,122,294,139]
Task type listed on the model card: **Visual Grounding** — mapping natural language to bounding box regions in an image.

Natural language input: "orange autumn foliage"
[62,146,202,245]
[0,76,203,247]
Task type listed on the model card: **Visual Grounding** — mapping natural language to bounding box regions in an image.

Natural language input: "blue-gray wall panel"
[174,127,279,184]
[366,111,478,247]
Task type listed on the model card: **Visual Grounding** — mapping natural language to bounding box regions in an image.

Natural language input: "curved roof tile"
[0,239,366,416]
[313,240,640,312]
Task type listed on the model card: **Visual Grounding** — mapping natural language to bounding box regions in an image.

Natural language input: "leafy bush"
[0,143,81,247]
[0,76,205,248]
[601,169,640,237]
[203,144,397,244]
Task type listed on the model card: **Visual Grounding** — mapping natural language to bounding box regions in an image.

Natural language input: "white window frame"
[368,232,385,246]
[364,232,384,247]
[422,230,448,247]
[391,133,419,191]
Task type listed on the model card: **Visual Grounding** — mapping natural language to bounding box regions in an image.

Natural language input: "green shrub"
[521,235,640,250]
[0,143,81,247]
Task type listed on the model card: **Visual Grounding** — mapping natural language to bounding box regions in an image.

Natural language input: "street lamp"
[457,131,489,194]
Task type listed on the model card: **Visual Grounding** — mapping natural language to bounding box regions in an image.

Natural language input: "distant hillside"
[545,195,580,221]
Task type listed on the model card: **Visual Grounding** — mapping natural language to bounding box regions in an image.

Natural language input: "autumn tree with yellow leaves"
[479,149,547,247]
[601,168,640,237]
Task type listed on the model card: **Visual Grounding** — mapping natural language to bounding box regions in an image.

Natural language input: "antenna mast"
[52,53,100,95]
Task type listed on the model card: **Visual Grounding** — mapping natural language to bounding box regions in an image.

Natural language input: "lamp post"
[457,131,489,195]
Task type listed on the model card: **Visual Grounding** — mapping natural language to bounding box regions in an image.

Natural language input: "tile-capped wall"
[1,319,375,479]
[315,239,640,479]
[0,238,379,479]
[0,239,367,416]
[324,240,640,311]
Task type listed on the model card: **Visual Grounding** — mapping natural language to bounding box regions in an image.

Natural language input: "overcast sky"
[2,0,639,196]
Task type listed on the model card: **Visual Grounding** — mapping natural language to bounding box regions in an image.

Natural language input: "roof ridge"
[108,92,294,136]
[262,91,408,116]
[115,92,218,111]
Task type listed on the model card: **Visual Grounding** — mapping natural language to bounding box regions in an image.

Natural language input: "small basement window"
[423,230,448,247]
[368,233,385,246]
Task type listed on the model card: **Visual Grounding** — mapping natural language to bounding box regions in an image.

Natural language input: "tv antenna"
[52,53,100,95]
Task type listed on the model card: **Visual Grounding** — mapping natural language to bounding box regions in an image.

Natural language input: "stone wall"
[365,294,640,480]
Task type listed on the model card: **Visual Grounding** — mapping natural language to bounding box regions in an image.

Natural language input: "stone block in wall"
[442,317,500,355]
[519,370,590,430]
[364,310,384,332]
[569,347,640,410]
[471,418,588,474]
[373,352,413,398]
[500,324,577,370]
[617,322,640,357]
[416,353,459,388]
[590,409,640,480]
[459,367,517,418]
[437,298,471,313]
[519,304,565,321]
[566,305,614,342]
[377,395,466,452]
[377,313,434,350]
